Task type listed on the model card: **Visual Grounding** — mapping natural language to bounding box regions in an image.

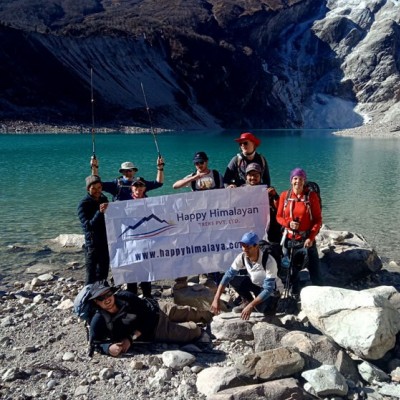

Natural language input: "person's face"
[88,182,102,200]
[246,171,261,186]
[291,176,305,192]
[240,140,256,155]
[122,169,136,179]
[132,184,146,198]
[194,160,208,172]
[241,243,258,258]
[94,291,116,312]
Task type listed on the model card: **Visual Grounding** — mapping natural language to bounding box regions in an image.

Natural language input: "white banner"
[105,185,270,285]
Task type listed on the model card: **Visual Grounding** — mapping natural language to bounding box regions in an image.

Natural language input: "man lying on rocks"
[211,232,283,320]
[89,282,213,357]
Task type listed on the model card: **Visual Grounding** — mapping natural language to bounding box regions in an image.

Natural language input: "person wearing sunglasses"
[172,151,224,288]
[211,232,283,321]
[91,157,164,201]
[172,151,224,191]
[223,132,271,188]
[88,282,213,357]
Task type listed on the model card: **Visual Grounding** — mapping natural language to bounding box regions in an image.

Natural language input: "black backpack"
[241,240,281,271]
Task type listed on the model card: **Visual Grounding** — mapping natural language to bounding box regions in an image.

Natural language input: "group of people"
[77,131,322,356]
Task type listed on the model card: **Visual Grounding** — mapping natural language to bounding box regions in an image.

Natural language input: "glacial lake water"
[0,130,399,278]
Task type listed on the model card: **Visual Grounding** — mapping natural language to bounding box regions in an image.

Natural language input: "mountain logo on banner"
[119,214,176,239]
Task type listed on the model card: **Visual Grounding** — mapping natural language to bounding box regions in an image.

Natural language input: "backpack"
[241,240,281,271]
[190,169,221,190]
[236,153,266,184]
[73,284,96,323]
[283,181,321,221]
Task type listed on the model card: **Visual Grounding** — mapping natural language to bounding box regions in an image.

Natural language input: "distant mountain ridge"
[0,0,399,129]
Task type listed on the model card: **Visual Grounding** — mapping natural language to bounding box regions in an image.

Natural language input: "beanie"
[289,168,307,182]
[85,175,102,190]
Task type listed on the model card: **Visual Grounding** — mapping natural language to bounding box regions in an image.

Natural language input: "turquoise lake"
[0,130,399,277]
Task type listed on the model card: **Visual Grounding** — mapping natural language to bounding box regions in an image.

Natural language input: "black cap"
[193,151,208,163]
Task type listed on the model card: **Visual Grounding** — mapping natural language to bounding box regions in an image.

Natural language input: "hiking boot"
[232,301,249,313]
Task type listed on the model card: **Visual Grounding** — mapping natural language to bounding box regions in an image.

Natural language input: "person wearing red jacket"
[276,168,322,286]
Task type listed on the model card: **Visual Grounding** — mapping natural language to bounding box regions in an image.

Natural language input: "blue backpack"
[73,284,95,322]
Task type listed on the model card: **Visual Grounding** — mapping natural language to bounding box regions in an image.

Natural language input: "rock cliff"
[0,0,398,129]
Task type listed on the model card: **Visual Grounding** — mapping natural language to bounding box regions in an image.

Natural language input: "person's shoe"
[232,301,249,313]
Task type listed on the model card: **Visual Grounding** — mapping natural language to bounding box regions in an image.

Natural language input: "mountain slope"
[0,0,398,129]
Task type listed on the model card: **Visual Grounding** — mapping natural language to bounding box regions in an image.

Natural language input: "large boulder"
[301,286,400,359]
[317,227,382,287]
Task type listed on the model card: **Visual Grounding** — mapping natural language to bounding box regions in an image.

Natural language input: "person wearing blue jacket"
[77,175,109,284]
[90,157,164,201]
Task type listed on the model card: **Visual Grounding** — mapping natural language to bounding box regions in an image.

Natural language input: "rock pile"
[1,271,400,399]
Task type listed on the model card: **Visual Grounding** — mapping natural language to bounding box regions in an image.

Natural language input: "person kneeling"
[89,282,213,357]
[211,232,283,320]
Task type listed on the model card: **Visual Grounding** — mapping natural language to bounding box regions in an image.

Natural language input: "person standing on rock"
[276,167,322,287]
[91,157,164,201]
[77,175,109,284]
[224,132,271,187]
[211,232,283,320]
[89,282,213,357]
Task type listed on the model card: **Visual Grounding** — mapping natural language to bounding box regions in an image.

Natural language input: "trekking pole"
[140,82,163,162]
[90,67,96,160]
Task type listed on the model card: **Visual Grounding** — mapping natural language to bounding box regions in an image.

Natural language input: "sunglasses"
[240,141,249,146]
[96,291,114,301]
[195,161,205,165]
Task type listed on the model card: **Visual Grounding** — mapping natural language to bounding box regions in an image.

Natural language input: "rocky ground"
[332,122,400,138]
[1,263,400,400]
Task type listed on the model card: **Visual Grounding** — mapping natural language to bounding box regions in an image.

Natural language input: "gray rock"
[302,364,348,397]
[99,367,115,380]
[301,285,400,359]
[162,350,196,370]
[235,347,305,381]
[207,377,313,400]
[358,360,390,383]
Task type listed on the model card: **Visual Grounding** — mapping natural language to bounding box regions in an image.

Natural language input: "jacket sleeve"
[261,156,271,187]
[144,179,163,191]
[101,180,119,197]
[77,199,105,232]
[276,191,289,228]
[223,156,238,185]
[308,191,322,242]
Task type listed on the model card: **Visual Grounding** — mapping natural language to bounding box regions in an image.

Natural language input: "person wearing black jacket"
[89,282,213,357]
[224,132,271,187]
[77,175,109,284]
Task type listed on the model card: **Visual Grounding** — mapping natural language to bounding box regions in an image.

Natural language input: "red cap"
[234,132,261,147]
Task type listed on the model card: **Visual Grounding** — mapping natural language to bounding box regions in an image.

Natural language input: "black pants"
[229,275,279,314]
[85,245,109,285]
[127,282,152,298]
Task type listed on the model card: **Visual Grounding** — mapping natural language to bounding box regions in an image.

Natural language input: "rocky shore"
[332,122,400,138]
[2,228,400,399]
[0,120,169,134]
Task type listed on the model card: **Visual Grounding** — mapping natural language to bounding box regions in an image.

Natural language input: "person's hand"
[108,338,131,357]
[304,238,313,248]
[210,298,221,315]
[289,220,300,230]
[90,157,99,168]
[240,303,254,321]
[99,203,108,213]
[157,156,165,167]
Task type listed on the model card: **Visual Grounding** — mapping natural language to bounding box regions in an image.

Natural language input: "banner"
[105,185,270,285]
